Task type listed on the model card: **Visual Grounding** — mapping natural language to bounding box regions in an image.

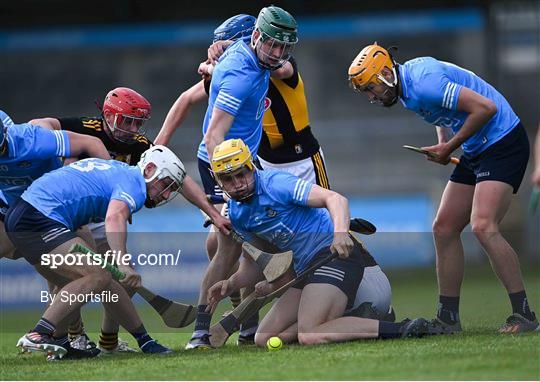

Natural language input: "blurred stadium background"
[1,0,539,309]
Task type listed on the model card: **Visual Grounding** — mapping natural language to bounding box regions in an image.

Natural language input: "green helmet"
[256,6,298,44]
[253,6,298,69]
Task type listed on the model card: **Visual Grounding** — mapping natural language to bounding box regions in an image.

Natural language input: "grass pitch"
[1,265,539,380]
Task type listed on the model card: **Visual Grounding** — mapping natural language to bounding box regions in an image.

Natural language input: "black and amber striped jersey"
[257,57,320,164]
[58,117,151,165]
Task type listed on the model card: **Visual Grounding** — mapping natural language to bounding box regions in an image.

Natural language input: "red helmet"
[102,87,151,144]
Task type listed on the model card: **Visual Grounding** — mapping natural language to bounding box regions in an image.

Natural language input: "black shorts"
[5,199,77,265]
[293,238,374,309]
[450,123,529,194]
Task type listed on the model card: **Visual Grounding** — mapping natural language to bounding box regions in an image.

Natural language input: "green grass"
[1,265,539,380]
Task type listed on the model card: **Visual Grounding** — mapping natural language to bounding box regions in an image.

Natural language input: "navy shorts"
[450,123,529,194]
[293,237,375,309]
[5,199,77,265]
[0,199,7,222]
[198,158,226,204]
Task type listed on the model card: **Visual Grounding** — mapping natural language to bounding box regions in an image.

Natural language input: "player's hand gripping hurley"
[403,145,460,165]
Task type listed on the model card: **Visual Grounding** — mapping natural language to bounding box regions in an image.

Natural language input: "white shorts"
[257,149,330,189]
[351,265,392,316]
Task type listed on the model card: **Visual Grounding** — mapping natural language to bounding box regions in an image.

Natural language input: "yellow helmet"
[211,139,254,175]
[348,43,397,91]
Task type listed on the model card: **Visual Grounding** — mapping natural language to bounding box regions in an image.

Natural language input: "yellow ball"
[266,336,283,351]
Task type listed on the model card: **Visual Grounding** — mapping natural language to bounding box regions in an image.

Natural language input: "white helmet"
[137,145,187,207]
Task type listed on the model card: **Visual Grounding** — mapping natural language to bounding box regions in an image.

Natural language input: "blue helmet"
[213,14,256,44]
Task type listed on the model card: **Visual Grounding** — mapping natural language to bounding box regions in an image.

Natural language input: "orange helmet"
[348,43,397,91]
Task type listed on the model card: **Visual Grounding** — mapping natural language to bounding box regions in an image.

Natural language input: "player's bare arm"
[154,80,208,146]
[270,60,294,80]
[207,252,262,312]
[179,175,231,234]
[423,88,497,164]
[65,132,111,161]
[435,125,453,144]
[204,107,235,161]
[104,199,141,289]
[28,117,62,130]
[306,185,353,258]
[28,118,111,161]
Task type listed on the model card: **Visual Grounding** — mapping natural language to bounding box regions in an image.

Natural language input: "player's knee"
[298,332,325,346]
[432,215,461,235]
[205,234,218,260]
[254,332,271,348]
[471,216,498,238]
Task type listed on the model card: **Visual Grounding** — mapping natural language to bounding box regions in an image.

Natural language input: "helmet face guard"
[211,138,255,201]
[102,87,151,144]
[109,113,149,144]
[252,6,298,70]
[138,145,186,208]
[214,165,255,202]
[253,32,296,70]
[145,174,182,208]
[348,43,399,107]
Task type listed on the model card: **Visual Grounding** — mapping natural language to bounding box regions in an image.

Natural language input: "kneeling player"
[6,146,229,359]
[207,139,427,347]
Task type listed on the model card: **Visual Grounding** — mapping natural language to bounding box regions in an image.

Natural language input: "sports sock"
[52,335,71,349]
[129,325,153,348]
[230,292,241,309]
[377,321,402,339]
[33,318,56,335]
[437,295,460,324]
[99,331,119,351]
[509,290,535,321]
[192,305,211,338]
[68,316,85,339]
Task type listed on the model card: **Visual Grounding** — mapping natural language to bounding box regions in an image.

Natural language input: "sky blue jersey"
[22,158,146,231]
[228,169,334,273]
[0,110,69,206]
[398,57,520,157]
[197,40,270,163]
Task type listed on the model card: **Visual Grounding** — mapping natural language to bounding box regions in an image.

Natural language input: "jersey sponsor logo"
[256,95,270,120]
[0,165,9,172]
[264,97,271,111]
[431,116,461,129]
[0,175,32,186]
[256,221,294,248]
